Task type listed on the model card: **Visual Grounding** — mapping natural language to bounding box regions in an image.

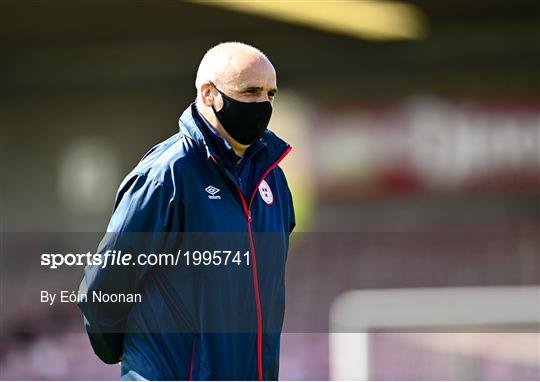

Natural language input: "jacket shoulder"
[124,132,201,192]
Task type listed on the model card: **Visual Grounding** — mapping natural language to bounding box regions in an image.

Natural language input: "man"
[78,42,295,380]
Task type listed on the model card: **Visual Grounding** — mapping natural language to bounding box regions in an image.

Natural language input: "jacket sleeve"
[286,181,296,234]
[77,174,179,364]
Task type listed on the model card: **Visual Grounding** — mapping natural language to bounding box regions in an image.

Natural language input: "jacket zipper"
[189,340,195,381]
[234,146,292,381]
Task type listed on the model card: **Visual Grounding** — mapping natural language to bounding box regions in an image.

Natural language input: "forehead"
[224,54,277,90]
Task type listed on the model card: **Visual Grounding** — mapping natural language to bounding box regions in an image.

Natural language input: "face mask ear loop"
[208,81,223,100]
[208,81,227,128]
[208,81,219,112]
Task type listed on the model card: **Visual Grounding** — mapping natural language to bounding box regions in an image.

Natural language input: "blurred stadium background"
[1,0,539,380]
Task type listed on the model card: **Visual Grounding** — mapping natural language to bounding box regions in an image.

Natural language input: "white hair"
[195,41,268,90]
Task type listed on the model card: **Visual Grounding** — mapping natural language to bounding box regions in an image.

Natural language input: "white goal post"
[329,286,540,380]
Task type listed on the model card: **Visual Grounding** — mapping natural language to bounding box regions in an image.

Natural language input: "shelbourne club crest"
[258,180,274,205]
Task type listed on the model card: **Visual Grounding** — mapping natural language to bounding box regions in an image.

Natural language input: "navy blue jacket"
[78,104,295,380]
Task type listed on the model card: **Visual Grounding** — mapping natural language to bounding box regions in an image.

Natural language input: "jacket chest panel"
[182,161,285,233]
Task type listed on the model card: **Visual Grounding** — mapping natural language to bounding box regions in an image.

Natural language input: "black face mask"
[210,83,273,145]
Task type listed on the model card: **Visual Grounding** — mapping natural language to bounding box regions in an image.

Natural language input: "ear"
[200,82,214,107]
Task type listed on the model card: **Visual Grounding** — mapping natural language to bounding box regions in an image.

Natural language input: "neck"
[196,100,248,157]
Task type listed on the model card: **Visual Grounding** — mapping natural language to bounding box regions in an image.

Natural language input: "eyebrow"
[241,86,278,95]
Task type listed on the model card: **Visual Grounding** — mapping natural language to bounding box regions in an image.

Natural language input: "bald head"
[195,42,278,154]
[195,42,275,89]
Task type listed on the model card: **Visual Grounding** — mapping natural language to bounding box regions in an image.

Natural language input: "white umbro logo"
[205,185,221,199]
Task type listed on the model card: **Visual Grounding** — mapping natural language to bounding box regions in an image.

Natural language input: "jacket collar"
[178,103,290,175]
